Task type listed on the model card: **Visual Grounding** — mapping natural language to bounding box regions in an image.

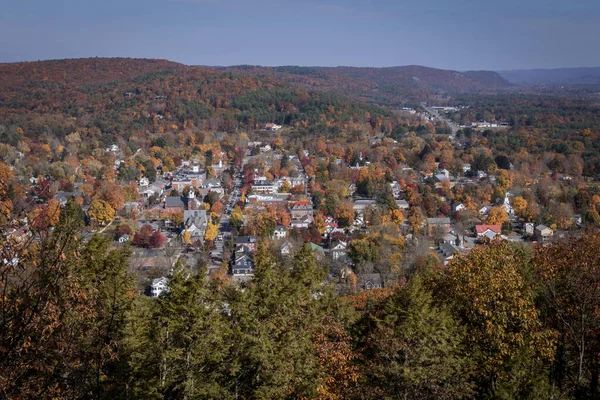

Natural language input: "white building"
[150,277,169,297]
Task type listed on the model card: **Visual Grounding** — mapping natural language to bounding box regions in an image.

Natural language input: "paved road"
[423,104,460,134]
[210,155,251,260]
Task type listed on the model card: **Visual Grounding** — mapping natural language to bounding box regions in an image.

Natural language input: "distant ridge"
[498,67,600,85]
[220,64,511,105]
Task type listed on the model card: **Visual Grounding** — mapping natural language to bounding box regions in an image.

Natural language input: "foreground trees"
[5,204,600,399]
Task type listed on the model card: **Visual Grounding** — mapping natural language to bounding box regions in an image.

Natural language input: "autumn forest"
[2,57,600,399]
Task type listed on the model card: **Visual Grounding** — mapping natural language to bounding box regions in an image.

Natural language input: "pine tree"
[127,264,233,399]
[360,274,473,399]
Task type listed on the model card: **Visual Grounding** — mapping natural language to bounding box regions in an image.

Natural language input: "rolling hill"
[219,65,511,106]
[498,67,600,85]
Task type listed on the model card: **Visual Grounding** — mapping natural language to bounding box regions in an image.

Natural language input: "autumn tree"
[229,205,243,230]
[487,206,509,225]
[441,241,554,395]
[88,199,115,226]
[204,220,218,242]
[534,234,600,397]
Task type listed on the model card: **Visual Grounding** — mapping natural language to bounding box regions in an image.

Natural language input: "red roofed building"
[475,224,501,238]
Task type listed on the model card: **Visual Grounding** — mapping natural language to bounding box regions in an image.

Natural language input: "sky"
[1,0,599,71]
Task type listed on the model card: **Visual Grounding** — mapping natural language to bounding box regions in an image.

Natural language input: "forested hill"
[498,67,600,85]
[0,58,399,148]
[219,64,511,106]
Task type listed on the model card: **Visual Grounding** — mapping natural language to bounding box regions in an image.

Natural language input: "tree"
[230,205,243,230]
[204,221,218,242]
[512,196,528,218]
[279,181,291,193]
[133,224,154,247]
[0,161,13,198]
[88,199,115,225]
[203,190,220,206]
[442,242,554,395]
[361,274,474,399]
[487,206,509,225]
[127,267,233,398]
[534,234,600,397]
[408,207,425,234]
[228,243,349,398]
[181,230,192,245]
[149,230,166,248]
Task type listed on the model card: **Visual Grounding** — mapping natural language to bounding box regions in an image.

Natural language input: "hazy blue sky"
[1,0,599,70]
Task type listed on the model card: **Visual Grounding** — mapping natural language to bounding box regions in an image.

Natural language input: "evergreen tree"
[127,264,233,399]
[359,275,473,399]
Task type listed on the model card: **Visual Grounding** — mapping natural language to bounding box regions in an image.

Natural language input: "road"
[210,154,251,262]
[422,104,461,134]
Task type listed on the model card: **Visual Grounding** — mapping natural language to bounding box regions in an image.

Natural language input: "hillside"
[220,65,511,106]
[0,58,399,148]
[498,67,600,85]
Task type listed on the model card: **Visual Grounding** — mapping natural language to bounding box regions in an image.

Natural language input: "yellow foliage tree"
[88,199,115,225]
[205,221,219,242]
[181,230,192,245]
[512,196,528,218]
[46,198,61,226]
[487,206,509,226]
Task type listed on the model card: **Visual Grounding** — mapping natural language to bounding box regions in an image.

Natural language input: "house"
[475,225,501,238]
[54,191,77,206]
[535,225,553,243]
[118,234,130,243]
[165,196,185,213]
[139,177,150,187]
[204,178,222,189]
[232,254,254,275]
[280,240,294,256]
[265,123,282,131]
[150,277,169,297]
[435,169,450,182]
[353,199,377,215]
[390,181,402,198]
[290,202,313,220]
[524,222,535,236]
[479,205,492,216]
[453,203,466,213]
[463,164,471,174]
[252,180,277,194]
[308,242,325,259]
[183,209,208,240]
[437,242,461,265]
[271,226,287,240]
[396,200,410,210]
[443,232,463,247]
[330,240,348,261]
[290,215,312,229]
[426,217,451,236]
[358,273,383,290]
[235,236,258,252]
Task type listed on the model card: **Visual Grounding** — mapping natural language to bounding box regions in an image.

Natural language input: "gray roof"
[165,196,184,208]
[236,236,257,245]
[184,209,207,228]
[396,200,409,208]
[427,217,451,225]
[439,243,460,257]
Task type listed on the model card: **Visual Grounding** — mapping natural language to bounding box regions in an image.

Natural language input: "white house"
[524,222,535,236]
[150,277,169,297]
[271,226,287,240]
[453,203,466,213]
[330,240,348,261]
[118,234,130,243]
